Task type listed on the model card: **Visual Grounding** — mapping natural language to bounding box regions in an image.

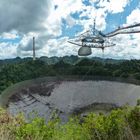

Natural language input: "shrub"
[0,106,140,140]
[137,99,140,106]
[127,106,140,135]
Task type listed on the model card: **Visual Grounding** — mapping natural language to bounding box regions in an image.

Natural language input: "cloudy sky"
[0,0,140,59]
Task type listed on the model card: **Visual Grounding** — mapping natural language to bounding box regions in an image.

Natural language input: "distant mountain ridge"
[0,55,124,66]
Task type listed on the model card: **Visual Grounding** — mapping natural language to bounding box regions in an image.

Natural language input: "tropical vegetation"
[0,102,140,140]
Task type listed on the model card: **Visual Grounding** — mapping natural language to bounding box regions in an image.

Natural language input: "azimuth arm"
[106,30,140,37]
[105,23,140,37]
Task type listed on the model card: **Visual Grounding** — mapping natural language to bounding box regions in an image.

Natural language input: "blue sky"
[61,0,140,35]
[0,0,140,59]
[105,0,139,33]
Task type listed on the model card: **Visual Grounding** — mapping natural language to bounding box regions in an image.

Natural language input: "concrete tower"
[33,37,36,61]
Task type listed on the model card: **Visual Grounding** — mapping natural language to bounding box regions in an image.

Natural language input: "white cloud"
[66,15,76,27]
[41,37,78,57]
[116,7,140,59]
[1,31,19,39]
[0,0,140,59]
[43,0,84,37]
[127,8,140,24]
[77,6,107,31]
[0,42,17,59]
[97,0,130,14]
